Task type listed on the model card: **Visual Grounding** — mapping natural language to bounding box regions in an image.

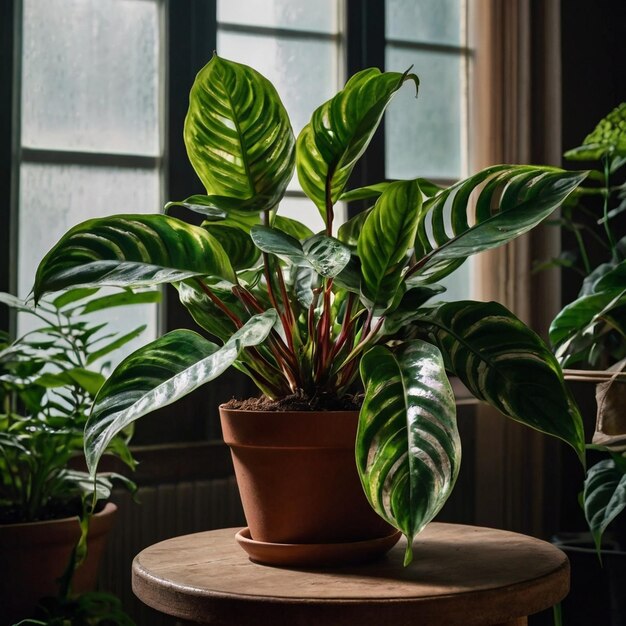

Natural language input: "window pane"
[21,0,160,155]
[217,0,339,34]
[385,46,464,180]
[277,196,325,234]
[18,163,160,359]
[216,31,338,138]
[386,0,463,45]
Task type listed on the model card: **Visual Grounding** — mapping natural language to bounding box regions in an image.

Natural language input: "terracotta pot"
[219,407,394,545]
[0,501,117,626]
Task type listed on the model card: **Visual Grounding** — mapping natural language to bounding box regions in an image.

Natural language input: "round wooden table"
[132,523,569,626]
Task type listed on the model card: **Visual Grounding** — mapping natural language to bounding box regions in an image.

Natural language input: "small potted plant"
[33,55,587,567]
[0,288,156,623]
[548,103,626,624]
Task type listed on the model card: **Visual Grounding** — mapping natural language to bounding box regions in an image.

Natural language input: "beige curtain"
[468,0,563,537]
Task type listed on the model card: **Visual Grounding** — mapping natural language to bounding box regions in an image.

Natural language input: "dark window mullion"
[346,0,386,218]
[1,0,18,335]
[217,22,340,42]
[386,39,472,56]
[20,147,160,169]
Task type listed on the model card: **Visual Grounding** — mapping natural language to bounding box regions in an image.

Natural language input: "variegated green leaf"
[411,166,587,284]
[583,457,626,553]
[202,224,260,270]
[33,214,235,300]
[415,300,586,461]
[358,180,422,307]
[184,55,295,213]
[302,234,351,278]
[296,68,418,221]
[84,310,277,475]
[340,178,441,204]
[166,195,261,231]
[273,215,314,241]
[357,341,460,565]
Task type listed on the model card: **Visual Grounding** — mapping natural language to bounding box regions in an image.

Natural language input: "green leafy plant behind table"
[548,103,626,552]
[33,54,586,564]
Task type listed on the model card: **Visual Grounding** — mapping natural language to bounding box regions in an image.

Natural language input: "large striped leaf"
[415,300,586,461]
[357,341,460,565]
[411,166,587,283]
[583,457,626,552]
[202,224,260,270]
[184,55,295,213]
[357,180,422,307]
[296,68,418,221]
[84,310,277,475]
[33,214,235,300]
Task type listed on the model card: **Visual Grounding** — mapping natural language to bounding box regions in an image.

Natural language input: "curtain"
[468,0,563,537]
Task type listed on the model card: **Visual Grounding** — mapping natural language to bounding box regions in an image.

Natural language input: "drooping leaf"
[184,54,295,213]
[52,288,100,310]
[381,284,446,334]
[296,68,418,222]
[415,300,586,461]
[80,290,161,314]
[357,341,460,565]
[411,166,587,284]
[583,458,626,553]
[358,180,422,307]
[84,310,277,475]
[340,178,441,203]
[33,214,236,299]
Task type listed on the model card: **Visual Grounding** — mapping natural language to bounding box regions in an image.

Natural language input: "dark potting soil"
[0,497,104,524]
[223,392,363,412]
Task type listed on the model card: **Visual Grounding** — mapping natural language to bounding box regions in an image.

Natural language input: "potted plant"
[0,288,156,624]
[548,103,626,625]
[32,55,587,567]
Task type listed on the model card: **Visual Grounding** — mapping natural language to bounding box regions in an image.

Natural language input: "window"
[3,0,470,445]
[15,0,163,355]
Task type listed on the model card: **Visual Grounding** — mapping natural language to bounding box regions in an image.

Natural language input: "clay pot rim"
[0,501,117,530]
[219,404,358,416]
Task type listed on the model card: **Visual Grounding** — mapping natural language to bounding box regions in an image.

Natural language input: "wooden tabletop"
[132,523,569,626]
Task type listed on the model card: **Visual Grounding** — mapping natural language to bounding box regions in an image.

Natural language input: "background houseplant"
[0,288,156,623]
[548,103,626,625]
[32,55,587,565]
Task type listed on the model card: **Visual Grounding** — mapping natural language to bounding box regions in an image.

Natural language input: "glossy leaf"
[337,209,371,248]
[80,290,161,314]
[358,180,422,307]
[415,300,586,461]
[52,288,100,310]
[411,166,587,283]
[550,288,626,366]
[340,178,441,203]
[273,215,314,241]
[357,341,460,565]
[297,68,418,221]
[583,458,626,552]
[166,195,261,231]
[250,225,304,259]
[33,214,236,299]
[184,55,295,213]
[84,310,277,475]
[302,234,351,278]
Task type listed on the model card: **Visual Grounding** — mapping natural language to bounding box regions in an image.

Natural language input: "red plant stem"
[336,315,383,379]
[232,285,301,387]
[330,292,356,361]
[195,279,243,329]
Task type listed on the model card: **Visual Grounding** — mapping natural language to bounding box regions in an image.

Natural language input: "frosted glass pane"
[21,0,160,155]
[218,0,339,33]
[276,196,346,234]
[386,0,463,45]
[18,163,160,361]
[386,47,464,180]
[217,31,338,137]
